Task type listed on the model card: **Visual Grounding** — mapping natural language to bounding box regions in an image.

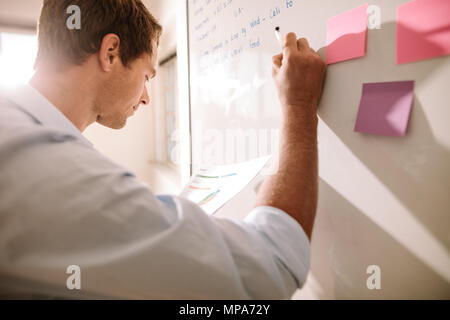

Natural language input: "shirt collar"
[4,84,93,147]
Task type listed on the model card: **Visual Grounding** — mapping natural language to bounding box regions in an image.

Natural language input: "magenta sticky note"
[354,81,415,137]
[397,0,450,64]
[326,3,368,64]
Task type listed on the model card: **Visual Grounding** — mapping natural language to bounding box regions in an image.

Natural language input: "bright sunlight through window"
[0,32,37,88]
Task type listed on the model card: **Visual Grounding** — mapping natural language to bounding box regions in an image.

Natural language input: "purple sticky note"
[354,81,415,137]
[326,3,368,64]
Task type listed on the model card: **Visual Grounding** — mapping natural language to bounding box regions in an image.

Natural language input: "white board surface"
[187,0,450,298]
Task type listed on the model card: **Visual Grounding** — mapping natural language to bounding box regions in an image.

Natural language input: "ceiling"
[0,0,177,60]
[0,0,42,30]
[0,0,176,31]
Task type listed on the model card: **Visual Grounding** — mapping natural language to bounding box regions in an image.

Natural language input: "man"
[0,0,326,299]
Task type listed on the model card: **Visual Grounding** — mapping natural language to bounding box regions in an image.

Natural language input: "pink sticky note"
[397,0,450,64]
[354,81,415,137]
[326,3,368,64]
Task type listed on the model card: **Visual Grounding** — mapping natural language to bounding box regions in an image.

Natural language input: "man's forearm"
[255,105,318,239]
[256,32,325,239]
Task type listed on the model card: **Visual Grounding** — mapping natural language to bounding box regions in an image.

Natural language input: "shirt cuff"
[244,206,311,288]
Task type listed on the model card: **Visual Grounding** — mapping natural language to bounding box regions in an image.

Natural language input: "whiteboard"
[187,0,450,299]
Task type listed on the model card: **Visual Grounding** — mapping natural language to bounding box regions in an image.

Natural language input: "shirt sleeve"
[0,126,310,299]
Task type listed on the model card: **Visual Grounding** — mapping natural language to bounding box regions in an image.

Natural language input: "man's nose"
[140,85,150,105]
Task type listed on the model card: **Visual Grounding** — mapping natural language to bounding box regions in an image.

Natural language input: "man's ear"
[98,33,121,72]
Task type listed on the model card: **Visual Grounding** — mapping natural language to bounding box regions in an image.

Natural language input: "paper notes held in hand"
[354,81,415,137]
[326,3,368,64]
[180,156,272,215]
[397,0,450,64]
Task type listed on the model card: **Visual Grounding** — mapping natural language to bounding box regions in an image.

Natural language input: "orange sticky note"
[326,3,368,65]
[397,0,450,64]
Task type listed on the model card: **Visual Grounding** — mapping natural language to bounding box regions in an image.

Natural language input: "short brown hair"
[36,0,162,67]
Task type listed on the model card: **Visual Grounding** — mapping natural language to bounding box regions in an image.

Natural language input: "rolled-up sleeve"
[208,204,311,299]
[244,206,311,296]
[154,197,311,299]
[0,126,310,300]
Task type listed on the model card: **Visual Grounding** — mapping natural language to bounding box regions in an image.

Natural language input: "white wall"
[83,107,156,183]
[145,0,178,60]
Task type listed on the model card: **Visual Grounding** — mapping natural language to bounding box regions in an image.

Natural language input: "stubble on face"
[94,64,140,129]
[95,46,157,130]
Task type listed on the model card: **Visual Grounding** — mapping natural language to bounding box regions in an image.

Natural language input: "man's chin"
[96,117,127,130]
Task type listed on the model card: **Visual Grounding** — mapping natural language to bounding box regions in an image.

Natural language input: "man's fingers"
[283,32,297,55]
[297,38,310,52]
[272,53,282,69]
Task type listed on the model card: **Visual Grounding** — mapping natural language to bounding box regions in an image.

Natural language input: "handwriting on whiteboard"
[189,0,295,73]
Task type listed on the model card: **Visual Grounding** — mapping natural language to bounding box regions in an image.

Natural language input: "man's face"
[95,48,158,129]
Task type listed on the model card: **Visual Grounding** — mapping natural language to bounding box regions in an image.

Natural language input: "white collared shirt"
[0,85,310,299]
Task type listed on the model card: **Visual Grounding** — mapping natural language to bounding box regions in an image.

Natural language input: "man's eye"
[145,76,149,82]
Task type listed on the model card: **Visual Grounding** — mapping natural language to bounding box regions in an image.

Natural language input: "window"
[155,54,180,169]
[0,32,37,88]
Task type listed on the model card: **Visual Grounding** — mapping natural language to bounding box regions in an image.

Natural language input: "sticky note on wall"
[326,3,368,64]
[354,81,415,137]
[397,0,450,64]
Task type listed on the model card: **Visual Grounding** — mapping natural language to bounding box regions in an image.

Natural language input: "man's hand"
[272,32,326,116]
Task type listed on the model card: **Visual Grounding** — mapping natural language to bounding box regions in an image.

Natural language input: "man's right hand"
[272,32,326,117]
